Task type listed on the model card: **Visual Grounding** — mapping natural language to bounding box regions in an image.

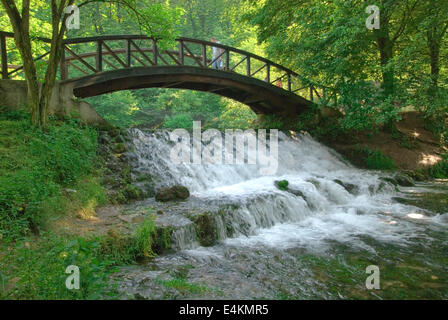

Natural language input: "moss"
[276,180,289,191]
[155,185,190,202]
[123,184,141,200]
[112,143,126,154]
[393,192,448,214]
[190,212,218,247]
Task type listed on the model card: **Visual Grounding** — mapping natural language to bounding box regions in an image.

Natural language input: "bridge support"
[0,79,108,126]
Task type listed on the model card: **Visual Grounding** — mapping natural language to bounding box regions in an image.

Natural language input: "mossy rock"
[193,213,218,247]
[112,142,126,154]
[394,173,415,187]
[123,184,142,200]
[380,177,398,186]
[333,179,359,194]
[275,180,289,191]
[155,185,190,202]
[152,226,173,254]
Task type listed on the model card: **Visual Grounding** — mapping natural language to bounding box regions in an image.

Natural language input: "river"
[114,129,448,299]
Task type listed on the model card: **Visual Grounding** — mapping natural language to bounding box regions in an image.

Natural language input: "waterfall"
[126,128,435,252]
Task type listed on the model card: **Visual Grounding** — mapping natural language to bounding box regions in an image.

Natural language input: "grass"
[157,276,208,294]
[0,108,105,240]
[0,108,172,299]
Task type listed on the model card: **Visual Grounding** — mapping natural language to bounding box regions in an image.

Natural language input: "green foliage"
[0,113,104,240]
[0,234,119,299]
[353,146,396,170]
[428,153,448,179]
[256,114,284,129]
[134,217,157,259]
[247,0,448,137]
[276,180,289,191]
[163,113,194,129]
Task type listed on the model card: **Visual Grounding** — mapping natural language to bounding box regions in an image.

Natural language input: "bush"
[351,146,396,170]
[163,113,194,129]
[428,153,448,179]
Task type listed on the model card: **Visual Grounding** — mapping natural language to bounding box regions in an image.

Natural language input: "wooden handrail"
[0,31,337,101]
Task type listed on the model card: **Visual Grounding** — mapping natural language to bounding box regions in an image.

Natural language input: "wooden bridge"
[0,32,331,115]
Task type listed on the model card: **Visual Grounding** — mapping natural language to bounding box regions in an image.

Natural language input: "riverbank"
[319,112,447,177]
[1,110,447,300]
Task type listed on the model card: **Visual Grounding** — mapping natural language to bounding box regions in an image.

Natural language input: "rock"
[118,213,143,223]
[380,176,398,186]
[64,188,77,194]
[123,184,142,200]
[155,185,190,202]
[192,213,217,247]
[333,179,359,194]
[394,173,415,187]
[157,210,164,215]
[286,188,305,198]
[112,143,126,154]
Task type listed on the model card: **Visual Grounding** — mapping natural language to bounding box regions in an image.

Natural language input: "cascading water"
[117,128,448,299]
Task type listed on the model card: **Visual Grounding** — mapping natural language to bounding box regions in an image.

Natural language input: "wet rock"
[286,188,305,198]
[380,176,398,186]
[155,185,190,202]
[333,179,359,194]
[112,143,126,154]
[192,213,218,247]
[118,214,143,223]
[157,210,164,215]
[394,173,415,187]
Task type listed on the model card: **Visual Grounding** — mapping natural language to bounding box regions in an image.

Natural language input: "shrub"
[428,153,448,179]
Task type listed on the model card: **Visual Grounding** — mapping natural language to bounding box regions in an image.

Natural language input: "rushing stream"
[115,129,448,299]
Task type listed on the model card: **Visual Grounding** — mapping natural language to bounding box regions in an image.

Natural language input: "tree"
[0,0,181,128]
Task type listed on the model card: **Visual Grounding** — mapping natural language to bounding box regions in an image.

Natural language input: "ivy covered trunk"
[1,0,72,129]
[376,31,395,97]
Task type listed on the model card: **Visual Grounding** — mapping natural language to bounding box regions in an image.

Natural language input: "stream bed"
[112,129,448,299]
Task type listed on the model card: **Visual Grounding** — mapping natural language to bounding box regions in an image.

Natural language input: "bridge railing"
[0,31,336,104]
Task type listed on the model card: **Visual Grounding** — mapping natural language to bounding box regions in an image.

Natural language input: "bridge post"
[153,39,158,65]
[96,40,103,72]
[246,56,250,76]
[266,63,270,83]
[309,86,314,101]
[178,40,184,65]
[202,44,206,67]
[126,39,131,67]
[1,33,8,79]
[225,49,229,70]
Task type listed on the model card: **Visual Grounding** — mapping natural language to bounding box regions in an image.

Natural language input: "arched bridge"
[0,32,331,116]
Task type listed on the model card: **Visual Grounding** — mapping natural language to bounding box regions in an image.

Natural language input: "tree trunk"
[376,34,394,96]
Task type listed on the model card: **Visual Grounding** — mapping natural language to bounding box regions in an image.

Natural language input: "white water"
[128,129,443,253]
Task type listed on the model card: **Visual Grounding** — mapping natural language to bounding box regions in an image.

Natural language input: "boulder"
[394,173,415,187]
[155,185,190,202]
[333,179,359,194]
